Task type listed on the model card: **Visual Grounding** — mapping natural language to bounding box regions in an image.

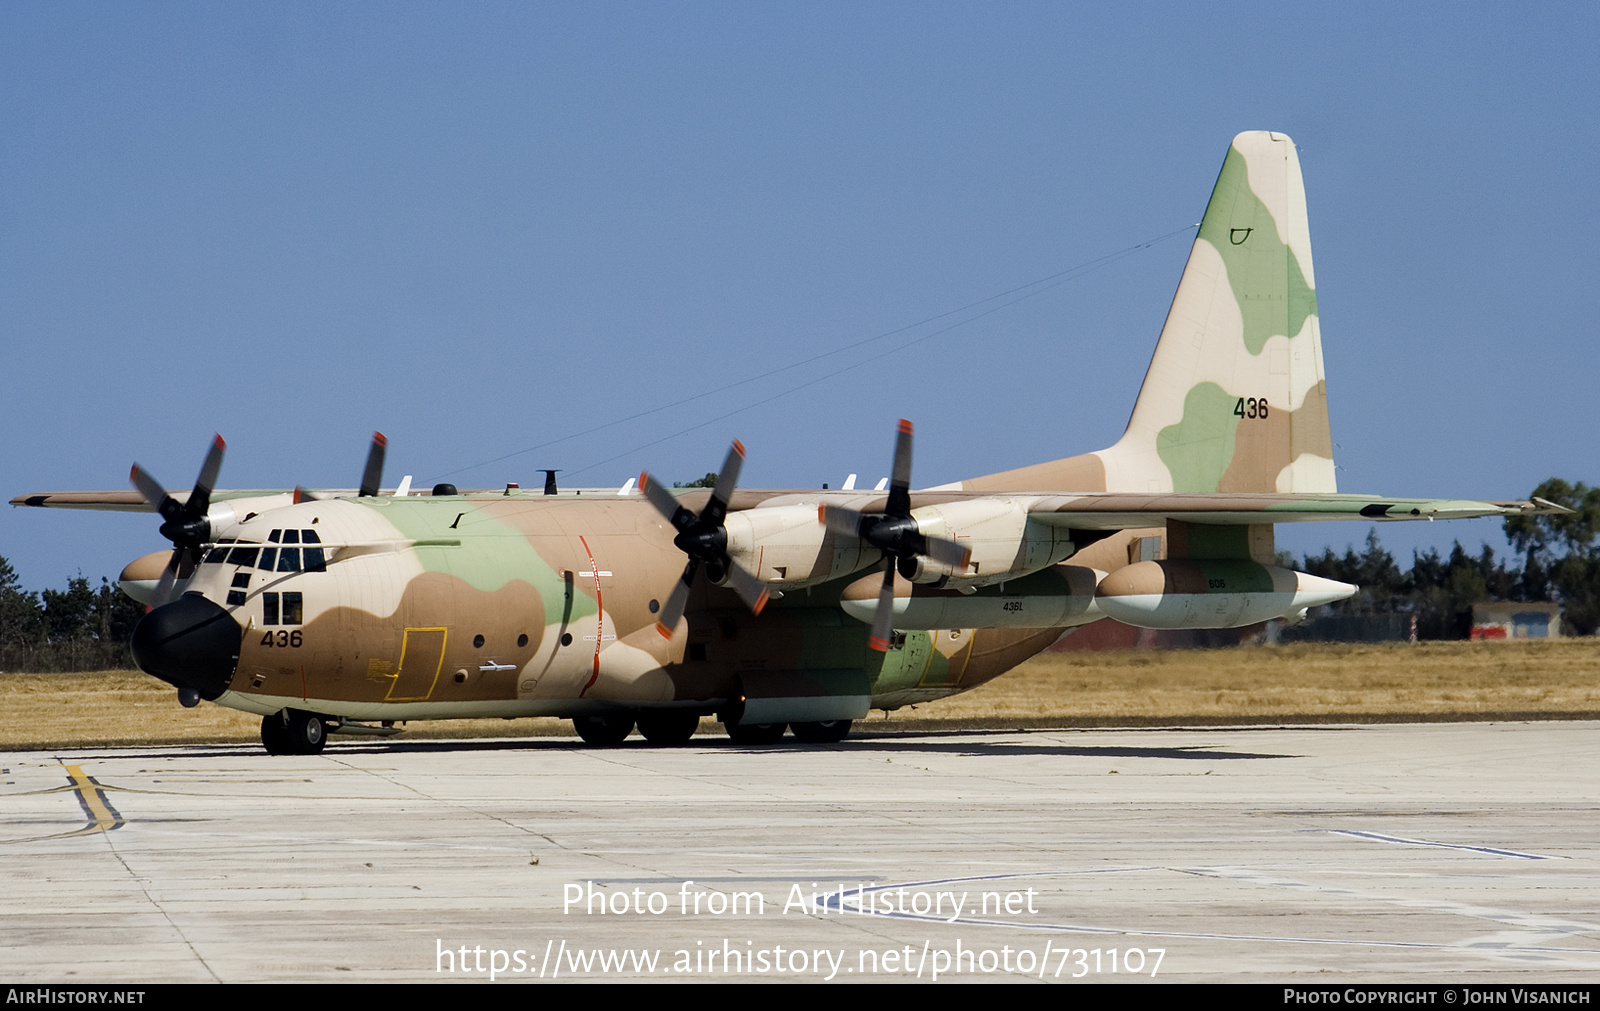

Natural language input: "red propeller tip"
[897,419,913,434]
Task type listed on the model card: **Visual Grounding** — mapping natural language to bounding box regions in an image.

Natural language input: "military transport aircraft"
[13,131,1557,755]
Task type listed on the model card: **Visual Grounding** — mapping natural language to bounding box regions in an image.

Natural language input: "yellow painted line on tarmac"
[64,764,124,835]
[0,764,127,844]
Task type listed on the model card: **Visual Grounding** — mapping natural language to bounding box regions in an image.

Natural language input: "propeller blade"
[702,440,745,526]
[188,434,226,517]
[886,419,913,517]
[867,561,897,652]
[359,432,387,497]
[818,504,869,538]
[149,548,183,610]
[639,472,697,531]
[918,533,972,571]
[129,464,179,519]
[654,559,698,638]
[721,561,770,616]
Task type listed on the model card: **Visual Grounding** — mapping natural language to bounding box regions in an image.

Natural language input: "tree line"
[0,557,146,672]
[2,479,1594,671]
[1295,478,1599,637]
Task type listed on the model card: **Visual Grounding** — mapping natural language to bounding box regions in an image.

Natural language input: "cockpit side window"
[261,591,303,626]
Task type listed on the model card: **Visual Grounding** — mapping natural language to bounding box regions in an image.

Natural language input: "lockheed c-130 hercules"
[14,131,1559,755]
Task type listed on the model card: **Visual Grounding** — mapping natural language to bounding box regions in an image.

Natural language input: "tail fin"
[962,131,1335,494]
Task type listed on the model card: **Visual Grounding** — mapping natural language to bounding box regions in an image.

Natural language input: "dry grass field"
[3,638,1598,750]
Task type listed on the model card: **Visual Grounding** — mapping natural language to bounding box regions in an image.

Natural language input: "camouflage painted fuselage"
[193,490,1074,723]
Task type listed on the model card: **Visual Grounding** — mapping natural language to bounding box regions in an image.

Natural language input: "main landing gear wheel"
[635,711,700,746]
[262,709,328,755]
[573,714,634,746]
[724,720,786,745]
[790,720,852,744]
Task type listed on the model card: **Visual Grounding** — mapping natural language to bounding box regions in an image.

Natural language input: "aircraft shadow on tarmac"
[62,728,1301,762]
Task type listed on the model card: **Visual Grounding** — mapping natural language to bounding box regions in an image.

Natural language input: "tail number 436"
[1233,397,1269,420]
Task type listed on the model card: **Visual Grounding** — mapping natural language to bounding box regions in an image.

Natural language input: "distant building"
[1469,602,1561,640]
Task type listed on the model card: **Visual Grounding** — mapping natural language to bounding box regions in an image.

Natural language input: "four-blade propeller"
[129,434,227,608]
[639,441,770,639]
[819,419,970,651]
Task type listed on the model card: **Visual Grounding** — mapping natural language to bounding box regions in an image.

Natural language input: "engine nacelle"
[1094,560,1355,630]
[723,504,875,588]
[901,498,1076,588]
[840,563,1105,630]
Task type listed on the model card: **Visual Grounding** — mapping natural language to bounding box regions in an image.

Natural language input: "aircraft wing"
[12,488,371,512]
[1015,492,1567,529]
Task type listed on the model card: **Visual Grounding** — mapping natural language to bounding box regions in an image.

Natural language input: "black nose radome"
[131,594,242,701]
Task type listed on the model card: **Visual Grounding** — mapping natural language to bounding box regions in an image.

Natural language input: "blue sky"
[3,2,1596,589]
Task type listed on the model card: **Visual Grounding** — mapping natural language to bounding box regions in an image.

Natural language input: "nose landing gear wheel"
[573,714,635,746]
[262,709,329,755]
[790,720,852,744]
